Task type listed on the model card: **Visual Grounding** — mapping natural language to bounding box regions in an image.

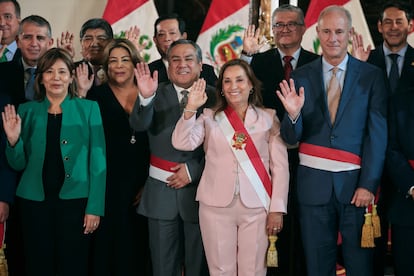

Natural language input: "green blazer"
[6,96,106,216]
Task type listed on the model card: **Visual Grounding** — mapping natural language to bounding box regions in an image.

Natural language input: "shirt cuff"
[288,113,300,124]
[240,53,253,64]
[184,163,192,183]
[139,93,156,106]
[409,186,414,196]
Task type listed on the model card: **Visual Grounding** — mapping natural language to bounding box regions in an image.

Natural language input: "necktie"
[0,48,9,63]
[283,56,293,81]
[180,90,189,111]
[25,67,36,100]
[388,53,399,94]
[327,67,341,124]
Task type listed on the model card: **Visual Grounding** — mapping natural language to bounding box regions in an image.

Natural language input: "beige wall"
[19,0,107,60]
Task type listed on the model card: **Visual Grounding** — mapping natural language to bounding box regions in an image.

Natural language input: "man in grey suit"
[130,39,215,276]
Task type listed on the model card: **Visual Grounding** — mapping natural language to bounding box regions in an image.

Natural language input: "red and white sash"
[299,143,361,172]
[149,155,179,183]
[409,160,414,169]
[217,107,272,211]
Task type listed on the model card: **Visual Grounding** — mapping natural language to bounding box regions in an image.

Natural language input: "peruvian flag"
[196,0,249,72]
[302,0,374,54]
[103,0,160,63]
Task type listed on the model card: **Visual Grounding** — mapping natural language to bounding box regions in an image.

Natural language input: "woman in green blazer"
[2,48,106,276]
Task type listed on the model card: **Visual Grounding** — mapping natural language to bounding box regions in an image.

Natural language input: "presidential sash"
[217,106,272,211]
[409,160,414,169]
[299,143,361,172]
[149,155,179,183]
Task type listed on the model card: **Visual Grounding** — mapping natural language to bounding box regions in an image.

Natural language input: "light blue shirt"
[383,43,407,77]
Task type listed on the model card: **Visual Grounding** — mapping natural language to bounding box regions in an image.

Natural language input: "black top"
[42,113,64,198]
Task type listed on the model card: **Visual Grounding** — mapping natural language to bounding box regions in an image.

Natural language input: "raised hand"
[125,25,147,54]
[134,62,158,98]
[187,78,207,110]
[75,62,94,98]
[2,104,21,147]
[276,79,305,120]
[57,31,75,58]
[242,25,265,56]
[351,33,371,62]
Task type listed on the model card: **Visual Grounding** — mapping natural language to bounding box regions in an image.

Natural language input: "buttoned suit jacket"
[172,107,289,213]
[149,58,218,87]
[387,91,414,226]
[281,55,388,205]
[367,44,414,95]
[130,82,216,222]
[250,47,319,121]
[5,96,107,216]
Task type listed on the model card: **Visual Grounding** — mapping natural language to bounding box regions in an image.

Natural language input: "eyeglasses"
[81,35,109,44]
[272,22,304,31]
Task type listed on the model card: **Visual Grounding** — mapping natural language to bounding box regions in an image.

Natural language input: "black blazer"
[0,92,17,204]
[149,58,218,87]
[0,51,26,107]
[250,48,319,121]
[367,44,414,96]
[387,91,414,226]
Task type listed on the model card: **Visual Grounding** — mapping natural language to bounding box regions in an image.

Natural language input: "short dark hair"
[380,1,413,22]
[19,15,52,37]
[0,0,21,18]
[79,18,113,40]
[153,13,186,37]
[214,59,263,117]
[34,48,76,101]
[273,4,305,25]
[166,39,202,63]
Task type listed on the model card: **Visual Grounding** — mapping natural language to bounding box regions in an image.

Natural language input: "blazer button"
[64,156,69,161]
[62,140,68,144]
[65,173,71,178]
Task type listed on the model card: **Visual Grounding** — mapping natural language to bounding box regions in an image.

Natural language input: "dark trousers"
[19,196,90,276]
[299,194,373,276]
[391,224,414,276]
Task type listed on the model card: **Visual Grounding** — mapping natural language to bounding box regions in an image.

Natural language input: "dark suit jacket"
[250,48,319,121]
[130,82,215,222]
[0,92,16,204]
[367,44,414,95]
[281,55,388,205]
[149,58,218,87]
[387,91,414,226]
[0,53,26,106]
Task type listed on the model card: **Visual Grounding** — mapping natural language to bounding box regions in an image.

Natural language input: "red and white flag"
[103,0,160,62]
[302,0,374,54]
[196,0,249,73]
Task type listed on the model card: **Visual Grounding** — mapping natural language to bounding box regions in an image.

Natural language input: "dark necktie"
[0,48,9,63]
[25,67,36,100]
[283,55,293,81]
[180,90,189,111]
[388,53,399,94]
[327,67,341,124]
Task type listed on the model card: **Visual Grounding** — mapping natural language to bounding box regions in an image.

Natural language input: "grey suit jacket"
[130,82,216,222]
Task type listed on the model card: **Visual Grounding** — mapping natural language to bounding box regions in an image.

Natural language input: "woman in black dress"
[80,38,151,276]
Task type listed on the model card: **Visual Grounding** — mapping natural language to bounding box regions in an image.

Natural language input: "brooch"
[232,132,247,150]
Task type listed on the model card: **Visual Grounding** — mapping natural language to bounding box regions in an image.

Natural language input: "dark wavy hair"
[103,38,143,74]
[34,48,75,101]
[214,59,263,118]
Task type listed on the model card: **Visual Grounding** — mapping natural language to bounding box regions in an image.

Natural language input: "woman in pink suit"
[172,59,289,276]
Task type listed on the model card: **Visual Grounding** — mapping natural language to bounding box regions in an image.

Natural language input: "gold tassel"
[0,245,8,276]
[372,204,381,238]
[267,235,278,267]
[361,213,375,248]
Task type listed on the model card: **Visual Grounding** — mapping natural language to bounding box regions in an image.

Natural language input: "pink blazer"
[172,106,289,213]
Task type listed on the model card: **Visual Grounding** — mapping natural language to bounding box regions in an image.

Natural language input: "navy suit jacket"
[250,48,319,121]
[367,44,414,95]
[149,58,218,87]
[387,91,414,226]
[281,55,388,205]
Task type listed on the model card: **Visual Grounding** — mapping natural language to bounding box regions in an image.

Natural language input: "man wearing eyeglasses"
[241,4,318,276]
[0,0,21,62]
[76,18,113,87]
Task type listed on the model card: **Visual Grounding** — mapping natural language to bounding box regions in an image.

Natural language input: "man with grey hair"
[277,5,387,276]
[241,5,318,275]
